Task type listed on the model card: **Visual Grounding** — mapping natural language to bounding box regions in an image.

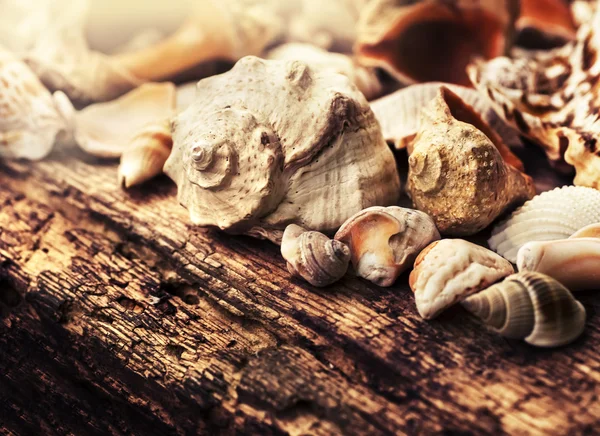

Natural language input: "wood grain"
[0,145,598,436]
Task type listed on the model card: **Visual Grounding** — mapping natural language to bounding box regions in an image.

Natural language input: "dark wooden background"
[0,143,598,435]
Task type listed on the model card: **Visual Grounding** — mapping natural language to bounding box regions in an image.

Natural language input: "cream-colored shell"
[0,45,72,160]
[118,120,173,188]
[281,224,351,287]
[75,82,176,158]
[409,239,515,320]
[489,186,600,263]
[370,82,524,152]
[407,87,535,236]
[355,0,515,85]
[570,223,600,239]
[462,272,586,348]
[164,56,401,241]
[517,238,600,291]
[335,206,440,287]
[265,43,382,100]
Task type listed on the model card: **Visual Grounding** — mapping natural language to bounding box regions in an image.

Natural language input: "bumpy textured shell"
[164,56,401,241]
[409,239,515,319]
[462,272,586,348]
[265,43,382,100]
[281,224,351,287]
[75,83,176,158]
[517,238,600,291]
[407,87,535,236]
[355,0,515,85]
[489,186,600,263]
[118,120,173,188]
[370,82,524,153]
[335,206,440,287]
[469,6,600,186]
[0,45,71,160]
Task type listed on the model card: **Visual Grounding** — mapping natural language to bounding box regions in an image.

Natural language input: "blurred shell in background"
[515,0,576,48]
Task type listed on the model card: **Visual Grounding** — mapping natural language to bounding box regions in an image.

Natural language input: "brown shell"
[406,87,535,236]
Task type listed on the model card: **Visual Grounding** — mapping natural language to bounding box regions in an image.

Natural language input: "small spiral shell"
[462,272,586,347]
[281,224,350,287]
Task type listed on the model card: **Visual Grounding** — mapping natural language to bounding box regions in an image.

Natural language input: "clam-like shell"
[370,82,524,154]
[355,0,515,85]
[281,224,351,287]
[409,239,515,320]
[570,223,600,239]
[0,45,72,160]
[517,238,600,291]
[118,120,173,188]
[164,56,400,240]
[462,272,586,348]
[334,206,440,287]
[265,43,382,100]
[489,186,600,263]
[407,87,535,236]
[75,82,176,158]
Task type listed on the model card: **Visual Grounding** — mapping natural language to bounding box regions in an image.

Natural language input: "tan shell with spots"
[406,87,535,236]
[164,56,401,242]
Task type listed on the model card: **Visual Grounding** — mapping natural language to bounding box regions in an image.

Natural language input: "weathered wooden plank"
[1,145,599,435]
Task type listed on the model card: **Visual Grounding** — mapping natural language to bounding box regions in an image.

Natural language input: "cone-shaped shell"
[0,45,72,160]
[517,238,600,291]
[570,223,600,239]
[335,206,440,287]
[407,87,535,236]
[462,272,586,348]
[489,186,600,263]
[281,224,351,287]
[355,0,515,85]
[75,82,176,158]
[118,120,173,188]
[164,56,401,240]
[409,239,514,319]
[371,82,524,155]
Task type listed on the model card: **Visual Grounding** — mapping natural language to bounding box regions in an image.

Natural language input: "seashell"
[469,7,600,185]
[0,45,72,160]
[409,239,514,319]
[462,271,586,348]
[517,238,600,291]
[407,87,535,236]
[516,0,576,48]
[570,223,600,239]
[118,120,173,188]
[334,206,440,287]
[370,82,524,157]
[572,0,598,27]
[74,83,176,158]
[164,56,401,240]
[281,224,351,287]
[355,0,516,85]
[265,43,382,100]
[489,186,600,263]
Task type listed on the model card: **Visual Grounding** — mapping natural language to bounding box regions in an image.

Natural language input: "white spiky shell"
[409,239,515,319]
[370,82,523,151]
[164,56,401,241]
[0,45,72,160]
[462,272,586,348]
[489,186,600,263]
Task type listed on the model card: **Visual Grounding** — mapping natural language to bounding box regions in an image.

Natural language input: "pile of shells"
[2,0,599,349]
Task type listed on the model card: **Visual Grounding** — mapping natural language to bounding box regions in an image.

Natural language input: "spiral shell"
[517,238,600,291]
[407,87,535,236]
[335,206,440,287]
[164,56,400,240]
[462,272,586,348]
[0,45,72,160]
[409,239,514,320]
[281,224,351,287]
[489,186,600,263]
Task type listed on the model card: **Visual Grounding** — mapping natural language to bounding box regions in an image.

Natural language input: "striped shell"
[370,82,523,151]
[489,186,600,263]
[462,272,586,348]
